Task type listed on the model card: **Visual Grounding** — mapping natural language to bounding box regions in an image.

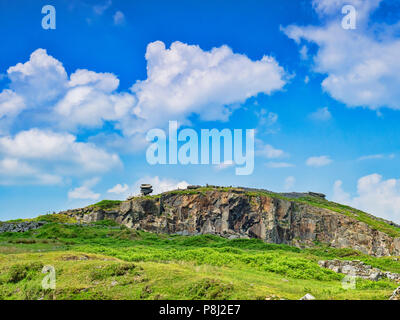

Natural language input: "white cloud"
[299,45,308,60]
[133,176,189,196]
[332,174,400,222]
[69,69,119,92]
[257,144,286,159]
[68,178,101,200]
[1,44,287,138]
[312,0,381,20]
[309,107,332,121]
[129,41,288,134]
[0,157,62,185]
[93,0,112,15]
[283,0,400,111]
[284,176,296,190]
[0,44,288,185]
[1,49,135,132]
[0,129,121,184]
[113,11,125,25]
[265,161,294,168]
[358,154,395,161]
[306,155,332,167]
[6,49,67,108]
[258,110,278,126]
[107,183,129,194]
[0,90,25,119]
[105,176,190,199]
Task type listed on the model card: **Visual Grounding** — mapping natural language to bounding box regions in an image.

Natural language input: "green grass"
[89,200,122,210]
[0,223,399,300]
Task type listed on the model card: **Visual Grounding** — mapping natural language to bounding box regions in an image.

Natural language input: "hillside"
[1,186,400,300]
[58,186,400,257]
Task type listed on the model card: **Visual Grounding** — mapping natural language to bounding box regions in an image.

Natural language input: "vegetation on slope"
[89,200,122,210]
[0,222,399,300]
[170,187,400,239]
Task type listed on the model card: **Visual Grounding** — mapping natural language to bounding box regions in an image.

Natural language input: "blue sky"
[1,0,400,222]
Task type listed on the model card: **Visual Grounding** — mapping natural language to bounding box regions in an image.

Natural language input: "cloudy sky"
[1,0,400,223]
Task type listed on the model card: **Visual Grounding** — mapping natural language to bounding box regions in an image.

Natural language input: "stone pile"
[318,259,400,281]
[140,184,153,196]
[0,221,47,233]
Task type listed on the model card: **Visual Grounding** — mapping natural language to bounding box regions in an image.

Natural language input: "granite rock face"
[0,221,47,233]
[390,286,400,300]
[318,259,400,281]
[61,190,400,257]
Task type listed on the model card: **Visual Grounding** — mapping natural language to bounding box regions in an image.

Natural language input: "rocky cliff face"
[61,189,400,257]
[0,221,47,233]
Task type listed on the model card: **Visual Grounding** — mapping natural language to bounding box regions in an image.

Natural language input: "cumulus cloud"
[332,174,400,222]
[129,41,288,134]
[68,178,101,200]
[108,176,190,198]
[7,49,68,108]
[107,183,129,194]
[257,144,286,159]
[1,44,287,137]
[311,0,381,20]
[0,129,121,184]
[283,0,400,110]
[0,90,25,119]
[306,155,332,167]
[256,109,279,134]
[133,176,189,195]
[0,43,288,185]
[0,49,136,132]
[309,107,332,121]
[0,157,62,185]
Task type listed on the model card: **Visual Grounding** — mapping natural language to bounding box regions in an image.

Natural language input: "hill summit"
[56,186,400,257]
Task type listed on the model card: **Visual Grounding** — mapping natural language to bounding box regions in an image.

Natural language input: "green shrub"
[92,220,120,227]
[187,279,234,300]
[89,200,122,210]
[34,214,77,224]
[89,263,138,281]
[8,262,43,283]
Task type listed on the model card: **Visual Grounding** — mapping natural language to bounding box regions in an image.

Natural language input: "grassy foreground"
[0,221,399,300]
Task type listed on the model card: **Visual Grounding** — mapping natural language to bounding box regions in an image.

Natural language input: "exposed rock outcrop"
[390,286,400,300]
[0,221,47,233]
[58,189,400,257]
[318,259,400,281]
[300,293,315,300]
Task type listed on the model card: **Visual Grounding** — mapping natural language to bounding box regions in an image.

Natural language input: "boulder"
[300,294,315,300]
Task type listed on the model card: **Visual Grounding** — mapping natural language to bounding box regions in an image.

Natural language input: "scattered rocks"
[187,185,201,190]
[318,259,400,281]
[140,184,153,196]
[300,293,315,300]
[0,221,47,233]
[307,192,326,199]
[389,286,400,300]
[61,254,90,261]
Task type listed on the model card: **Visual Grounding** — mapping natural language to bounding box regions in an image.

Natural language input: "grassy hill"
[0,220,399,300]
